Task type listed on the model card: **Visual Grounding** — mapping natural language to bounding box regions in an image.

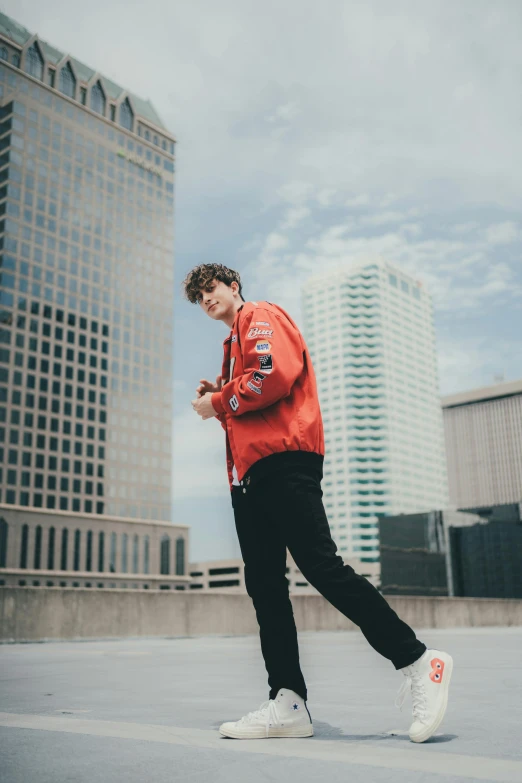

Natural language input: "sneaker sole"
[410,654,454,743]
[219,725,314,739]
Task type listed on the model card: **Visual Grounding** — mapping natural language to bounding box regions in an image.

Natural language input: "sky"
[6,0,522,560]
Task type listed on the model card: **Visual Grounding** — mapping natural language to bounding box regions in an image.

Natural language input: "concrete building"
[301,260,449,565]
[0,503,190,589]
[188,554,380,593]
[0,12,175,522]
[442,379,522,508]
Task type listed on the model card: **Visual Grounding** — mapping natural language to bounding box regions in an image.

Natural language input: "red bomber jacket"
[211,300,325,489]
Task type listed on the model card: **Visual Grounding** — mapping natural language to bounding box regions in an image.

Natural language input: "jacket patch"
[247,381,262,395]
[229,394,240,411]
[255,321,270,326]
[259,354,273,373]
[255,341,271,353]
[231,335,237,342]
[248,327,274,339]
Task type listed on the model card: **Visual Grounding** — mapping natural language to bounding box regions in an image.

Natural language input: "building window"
[73,529,81,571]
[25,42,44,81]
[0,46,8,61]
[110,532,116,573]
[80,86,87,105]
[60,528,68,570]
[121,533,128,573]
[160,535,170,575]
[47,68,55,88]
[59,62,76,99]
[110,104,116,122]
[175,537,185,576]
[86,530,93,572]
[91,81,106,116]
[132,534,139,574]
[98,531,104,572]
[34,525,42,569]
[0,518,8,568]
[119,98,133,131]
[143,535,150,575]
[47,526,55,570]
[20,524,29,568]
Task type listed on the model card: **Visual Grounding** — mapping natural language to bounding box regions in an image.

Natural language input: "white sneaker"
[396,648,453,743]
[219,688,313,739]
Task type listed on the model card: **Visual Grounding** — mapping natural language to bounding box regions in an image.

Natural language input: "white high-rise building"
[301,260,449,565]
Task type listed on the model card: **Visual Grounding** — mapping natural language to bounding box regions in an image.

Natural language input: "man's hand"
[191,392,218,420]
[196,375,222,398]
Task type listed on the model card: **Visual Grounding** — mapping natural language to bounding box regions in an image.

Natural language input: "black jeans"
[232,451,426,702]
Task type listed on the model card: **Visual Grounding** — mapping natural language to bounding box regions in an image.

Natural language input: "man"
[185,262,453,743]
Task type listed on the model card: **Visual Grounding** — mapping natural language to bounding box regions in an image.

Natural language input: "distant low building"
[449,503,522,600]
[188,553,380,593]
[0,504,190,590]
[379,503,522,599]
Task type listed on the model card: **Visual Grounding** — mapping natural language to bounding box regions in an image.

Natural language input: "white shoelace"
[395,673,428,721]
[238,699,278,737]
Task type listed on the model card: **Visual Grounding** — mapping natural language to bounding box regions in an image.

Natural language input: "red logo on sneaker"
[429,658,445,683]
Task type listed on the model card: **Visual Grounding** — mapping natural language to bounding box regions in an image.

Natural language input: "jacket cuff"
[211,392,225,415]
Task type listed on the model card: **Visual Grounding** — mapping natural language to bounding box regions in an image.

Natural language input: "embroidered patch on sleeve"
[246,381,262,395]
[259,354,273,373]
[247,327,274,339]
[255,341,271,353]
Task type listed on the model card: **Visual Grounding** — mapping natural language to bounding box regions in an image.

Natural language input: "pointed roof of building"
[0,10,168,132]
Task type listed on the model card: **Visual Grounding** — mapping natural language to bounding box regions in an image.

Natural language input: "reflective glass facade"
[0,50,175,521]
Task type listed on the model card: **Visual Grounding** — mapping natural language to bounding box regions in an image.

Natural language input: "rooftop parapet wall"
[1,588,522,643]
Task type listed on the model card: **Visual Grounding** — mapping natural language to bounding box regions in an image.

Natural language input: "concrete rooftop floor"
[1,626,522,783]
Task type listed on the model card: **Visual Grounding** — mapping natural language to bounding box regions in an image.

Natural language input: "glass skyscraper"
[0,13,175,522]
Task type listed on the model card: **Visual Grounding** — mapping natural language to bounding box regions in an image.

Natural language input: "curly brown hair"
[182,263,244,304]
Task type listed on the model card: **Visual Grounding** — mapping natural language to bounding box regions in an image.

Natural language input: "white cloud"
[280,205,311,230]
[277,181,314,205]
[437,336,521,396]
[266,101,300,124]
[484,221,520,245]
[399,223,422,236]
[264,232,289,252]
[345,194,371,208]
[358,211,407,227]
[316,188,337,207]
[452,221,479,234]
[248,194,522,326]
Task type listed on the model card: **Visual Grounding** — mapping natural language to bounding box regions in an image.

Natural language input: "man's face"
[198,279,239,321]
